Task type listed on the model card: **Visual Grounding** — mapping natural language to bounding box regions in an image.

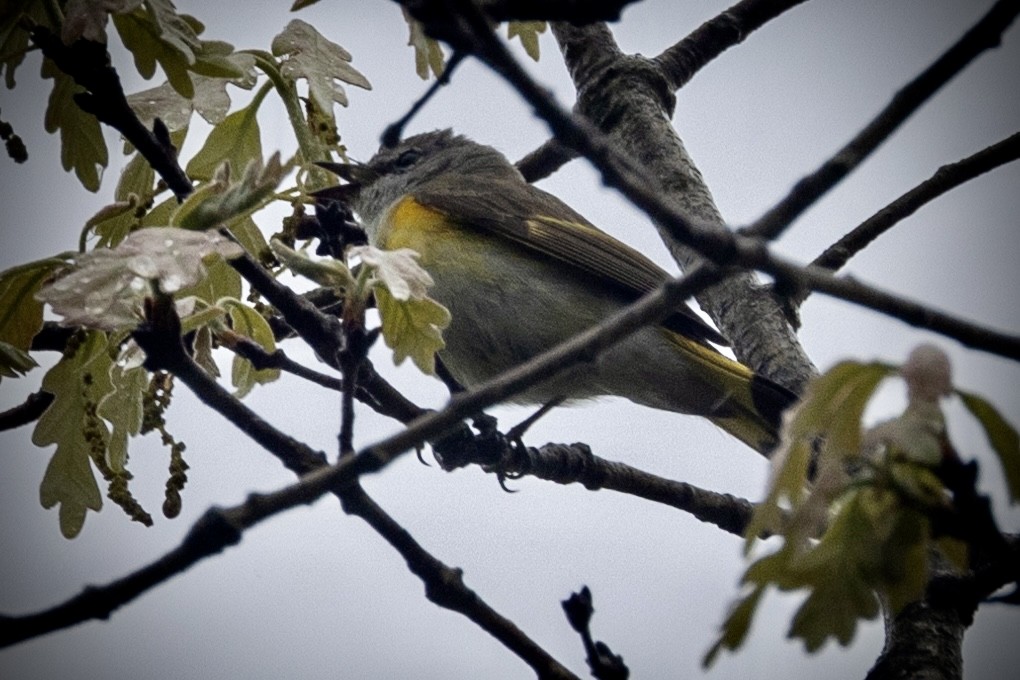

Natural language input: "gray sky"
[1,1,1018,678]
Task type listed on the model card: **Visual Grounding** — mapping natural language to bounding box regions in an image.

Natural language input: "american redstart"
[316,129,796,453]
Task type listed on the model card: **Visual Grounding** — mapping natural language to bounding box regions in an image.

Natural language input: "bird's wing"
[413,178,728,346]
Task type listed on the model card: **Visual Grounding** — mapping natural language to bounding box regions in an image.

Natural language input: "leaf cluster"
[707,354,1019,663]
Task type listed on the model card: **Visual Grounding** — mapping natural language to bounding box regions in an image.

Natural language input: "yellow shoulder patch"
[379,196,455,252]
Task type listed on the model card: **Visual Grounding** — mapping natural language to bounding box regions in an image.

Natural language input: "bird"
[316,129,797,454]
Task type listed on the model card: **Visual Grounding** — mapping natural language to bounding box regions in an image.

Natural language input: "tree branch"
[30,27,193,200]
[436,436,757,536]
[810,131,1020,274]
[655,0,810,91]
[339,485,580,679]
[133,293,328,476]
[742,0,1020,241]
[0,391,54,432]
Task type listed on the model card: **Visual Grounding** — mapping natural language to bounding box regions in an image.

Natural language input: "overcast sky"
[1,1,1018,679]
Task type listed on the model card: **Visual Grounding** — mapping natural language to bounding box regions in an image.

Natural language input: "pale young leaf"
[37,228,244,331]
[271,19,371,113]
[375,286,450,375]
[33,332,111,538]
[402,8,444,80]
[350,245,433,301]
[507,21,546,61]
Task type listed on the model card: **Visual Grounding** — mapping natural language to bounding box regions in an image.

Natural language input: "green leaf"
[226,302,279,397]
[62,0,142,43]
[878,505,929,613]
[185,101,262,182]
[228,216,271,261]
[290,0,323,10]
[703,585,766,667]
[85,199,139,250]
[112,0,208,98]
[271,18,370,113]
[743,438,812,552]
[33,332,111,538]
[140,193,179,227]
[0,257,68,352]
[402,8,444,80]
[178,257,241,305]
[507,21,546,61]
[958,389,1020,503]
[97,363,149,472]
[790,361,894,457]
[785,494,882,650]
[0,340,37,379]
[192,325,219,376]
[42,58,109,192]
[375,286,450,375]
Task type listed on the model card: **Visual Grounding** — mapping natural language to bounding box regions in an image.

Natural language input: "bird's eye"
[394,148,421,170]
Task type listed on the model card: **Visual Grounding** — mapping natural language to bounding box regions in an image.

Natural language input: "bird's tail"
[668,334,798,455]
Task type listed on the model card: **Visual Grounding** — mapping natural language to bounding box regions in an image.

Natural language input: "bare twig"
[437,438,757,536]
[742,0,1020,241]
[0,391,54,432]
[656,0,811,91]
[340,485,580,679]
[811,131,1020,274]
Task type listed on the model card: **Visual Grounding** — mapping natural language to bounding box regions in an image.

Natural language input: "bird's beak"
[311,161,379,204]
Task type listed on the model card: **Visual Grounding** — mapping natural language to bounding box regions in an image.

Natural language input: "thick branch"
[549,20,814,391]
[743,0,1020,241]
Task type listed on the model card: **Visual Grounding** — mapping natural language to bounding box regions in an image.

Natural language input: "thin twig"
[742,0,1020,241]
[0,391,54,432]
[811,131,1020,274]
[656,0,810,91]
[438,438,757,536]
[339,485,580,679]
